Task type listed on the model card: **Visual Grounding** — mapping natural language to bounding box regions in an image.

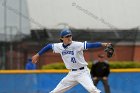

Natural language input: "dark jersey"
[90,60,110,77]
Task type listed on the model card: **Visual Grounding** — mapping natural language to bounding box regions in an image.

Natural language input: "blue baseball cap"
[60,29,72,37]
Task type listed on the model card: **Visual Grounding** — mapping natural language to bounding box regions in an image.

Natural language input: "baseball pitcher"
[32,29,114,93]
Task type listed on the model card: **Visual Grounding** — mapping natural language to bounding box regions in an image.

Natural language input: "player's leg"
[77,69,101,93]
[93,77,100,86]
[50,73,78,93]
[101,79,111,93]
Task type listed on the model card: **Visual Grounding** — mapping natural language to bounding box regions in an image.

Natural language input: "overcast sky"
[0,0,140,33]
[27,0,140,29]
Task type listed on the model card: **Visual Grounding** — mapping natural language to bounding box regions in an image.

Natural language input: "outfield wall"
[0,69,140,93]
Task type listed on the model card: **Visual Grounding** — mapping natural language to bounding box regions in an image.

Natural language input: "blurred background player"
[25,58,36,70]
[90,54,111,93]
[32,28,111,93]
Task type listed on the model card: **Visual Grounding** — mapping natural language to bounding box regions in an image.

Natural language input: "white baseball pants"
[50,66,101,93]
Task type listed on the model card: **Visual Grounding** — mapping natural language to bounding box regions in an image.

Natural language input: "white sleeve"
[84,41,87,50]
[52,43,61,53]
[76,41,87,51]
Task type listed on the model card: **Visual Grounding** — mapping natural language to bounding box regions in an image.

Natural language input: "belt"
[71,67,84,71]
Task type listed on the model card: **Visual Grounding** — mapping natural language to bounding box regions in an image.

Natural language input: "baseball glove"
[104,44,114,58]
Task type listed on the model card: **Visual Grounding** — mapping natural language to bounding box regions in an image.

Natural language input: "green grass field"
[42,61,140,69]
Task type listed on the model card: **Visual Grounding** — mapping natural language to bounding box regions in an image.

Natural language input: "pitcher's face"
[61,35,72,45]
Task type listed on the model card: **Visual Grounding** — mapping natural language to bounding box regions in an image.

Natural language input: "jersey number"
[71,57,76,63]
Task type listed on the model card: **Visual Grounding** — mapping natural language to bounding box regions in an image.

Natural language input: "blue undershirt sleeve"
[38,44,52,56]
[86,42,102,49]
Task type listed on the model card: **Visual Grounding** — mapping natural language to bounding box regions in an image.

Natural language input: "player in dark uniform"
[90,54,111,93]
